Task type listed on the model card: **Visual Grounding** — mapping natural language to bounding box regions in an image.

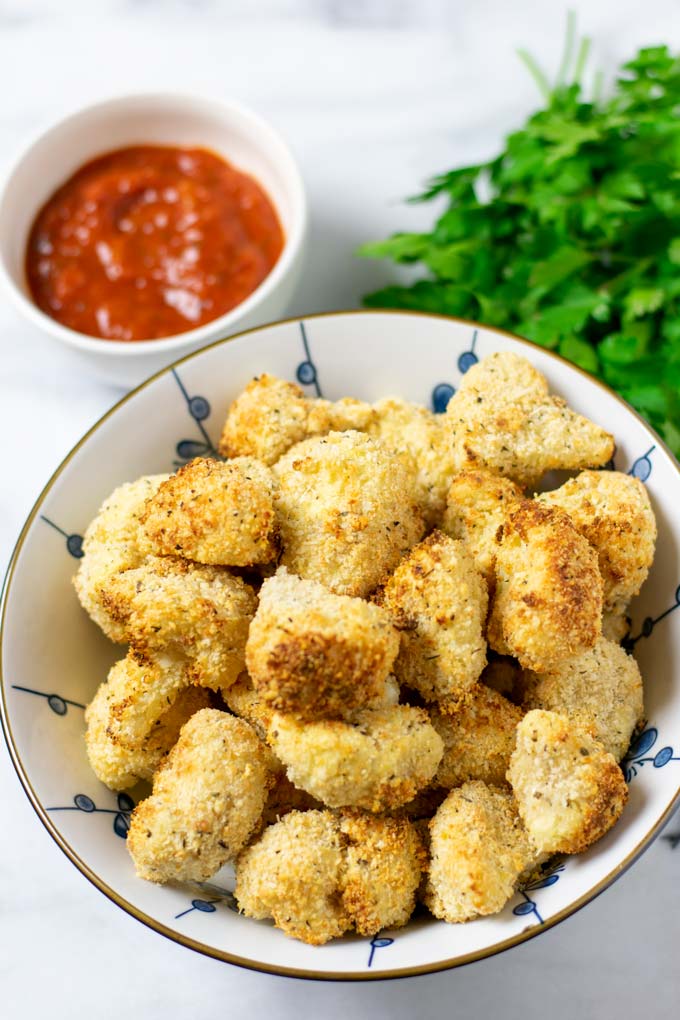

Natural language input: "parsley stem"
[556,10,577,89]
[572,36,591,85]
[517,49,552,102]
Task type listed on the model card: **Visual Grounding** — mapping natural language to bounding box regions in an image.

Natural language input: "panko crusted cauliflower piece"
[367,397,456,526]
[85,659,210,790]
[268,704,443,811]
[424,781,532,923]
[218,373,375,466]
[442,468,524,588]
[444,352,614,487]
[101,556,256,692]
[141,456,278,566]
[222,673,284,774]
[538,470,656,613]
[74,474,170,640]
[127,709,271,882]
[522,636,644,761]
[376,531,488,704]
[488,501,603,671]
[246,568,400,719]
[273,430,424,597]
[508,710,628,854]
[235,809,424,944]
[430,685,523,789]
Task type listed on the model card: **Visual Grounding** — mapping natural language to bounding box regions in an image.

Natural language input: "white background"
[1,1,679,1017]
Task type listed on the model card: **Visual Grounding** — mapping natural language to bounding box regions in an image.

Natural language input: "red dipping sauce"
[25,145,285,341]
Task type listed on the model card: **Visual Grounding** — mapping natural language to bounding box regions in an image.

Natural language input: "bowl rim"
[0,90,307,356]
[2,307,680,982]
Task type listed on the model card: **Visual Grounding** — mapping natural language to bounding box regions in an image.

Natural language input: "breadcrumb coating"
[367,397,456,526]
[273,431,424,597]
[246,568,399,719]
[222,673,284,774]
[488,501,603,671]
[339,811,425,935]
[538,470,656,613]
[141,456,278,566]
[85,665,210,790]
[127,709,271,882]
[74,474,169,640]
[268,704,443,811]
[101,556,256,692]
[508,709,628,854]
[444,352,614,487]
[424,781,532,923]
[235,810,350,944]
[442,468,524,588]
[235,809,424,944]
[522,637,644,761]
[430,685,522,789]
[376,531,488,704]
[602,608,630,644]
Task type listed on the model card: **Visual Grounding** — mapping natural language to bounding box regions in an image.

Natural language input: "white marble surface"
[1,1,680,1016]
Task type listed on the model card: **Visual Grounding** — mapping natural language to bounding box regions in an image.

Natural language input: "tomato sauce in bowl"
[25,145,284,341]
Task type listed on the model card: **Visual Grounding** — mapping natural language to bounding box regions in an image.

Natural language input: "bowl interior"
[0,94,302,303]
[2,311,680,979]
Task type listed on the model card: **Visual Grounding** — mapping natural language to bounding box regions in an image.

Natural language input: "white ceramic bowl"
[2,311,680,980]
[0,93,307,387]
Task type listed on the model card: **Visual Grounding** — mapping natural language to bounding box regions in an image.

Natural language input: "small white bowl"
[2,310,680,980]
[0,93,307,387]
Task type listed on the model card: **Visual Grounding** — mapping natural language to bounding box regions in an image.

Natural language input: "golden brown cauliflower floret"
[430,685,523,789]
[442,468,524,588]
[488,501,603,671]
[101,556,256,692]
[74,474,170,641]
[522,637,644,761]
[127,709,271,882]
[268,704,443,812]
[376,531,488,705]
[246,568,400,719]
[141,456,278,567]
[235,809,424,945]
[273,431,424,597]
[367,397,455,526]
[235,810,349,945]
[338,811,425,935]
[424,781,532,923]
[85,658,210,790]
[508,709,628,854]
[444,352,614,487]
[218,374,314,465]
[538,470,656,613]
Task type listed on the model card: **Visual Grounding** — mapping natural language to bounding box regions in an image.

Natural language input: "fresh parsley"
[359,20,680,455]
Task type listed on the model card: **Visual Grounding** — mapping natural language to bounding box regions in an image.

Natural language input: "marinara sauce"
[25,145,284,341]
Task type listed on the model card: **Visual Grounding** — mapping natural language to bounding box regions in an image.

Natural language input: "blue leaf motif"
[176,439,212,460]
[113,812,130,838]
[74,794,95,813]
[654,747,674,768]
[47,694,67,716]
[628,728,657,759]
[192,899,217,913]
[432,383,455,413]
[529,874,560,890]
[117,792,135,813]
[513,900,536,916]
[189,396,211,421]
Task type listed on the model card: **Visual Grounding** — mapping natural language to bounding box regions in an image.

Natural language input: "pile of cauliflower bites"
[75,351,656,945]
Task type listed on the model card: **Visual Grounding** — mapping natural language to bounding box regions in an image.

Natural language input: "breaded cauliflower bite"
[101,556,256,692]
[488,501,603,671]
[522,636,644,761]
[127,709,271,883]
[430,685,522,789]
[367,397,455,525]
[424,781,532,923]
[85,660,210,790]
[141,456,278,566]
[235,809,424,944]
[442,468,524,588]
[268,704,443,811]
[273,430,424,597]
[444,352,614,487]
[377,531,488,704]
[508,710,628,854]
[246,568,399,719]
[74,474,170,640]
[538,470,656,613]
